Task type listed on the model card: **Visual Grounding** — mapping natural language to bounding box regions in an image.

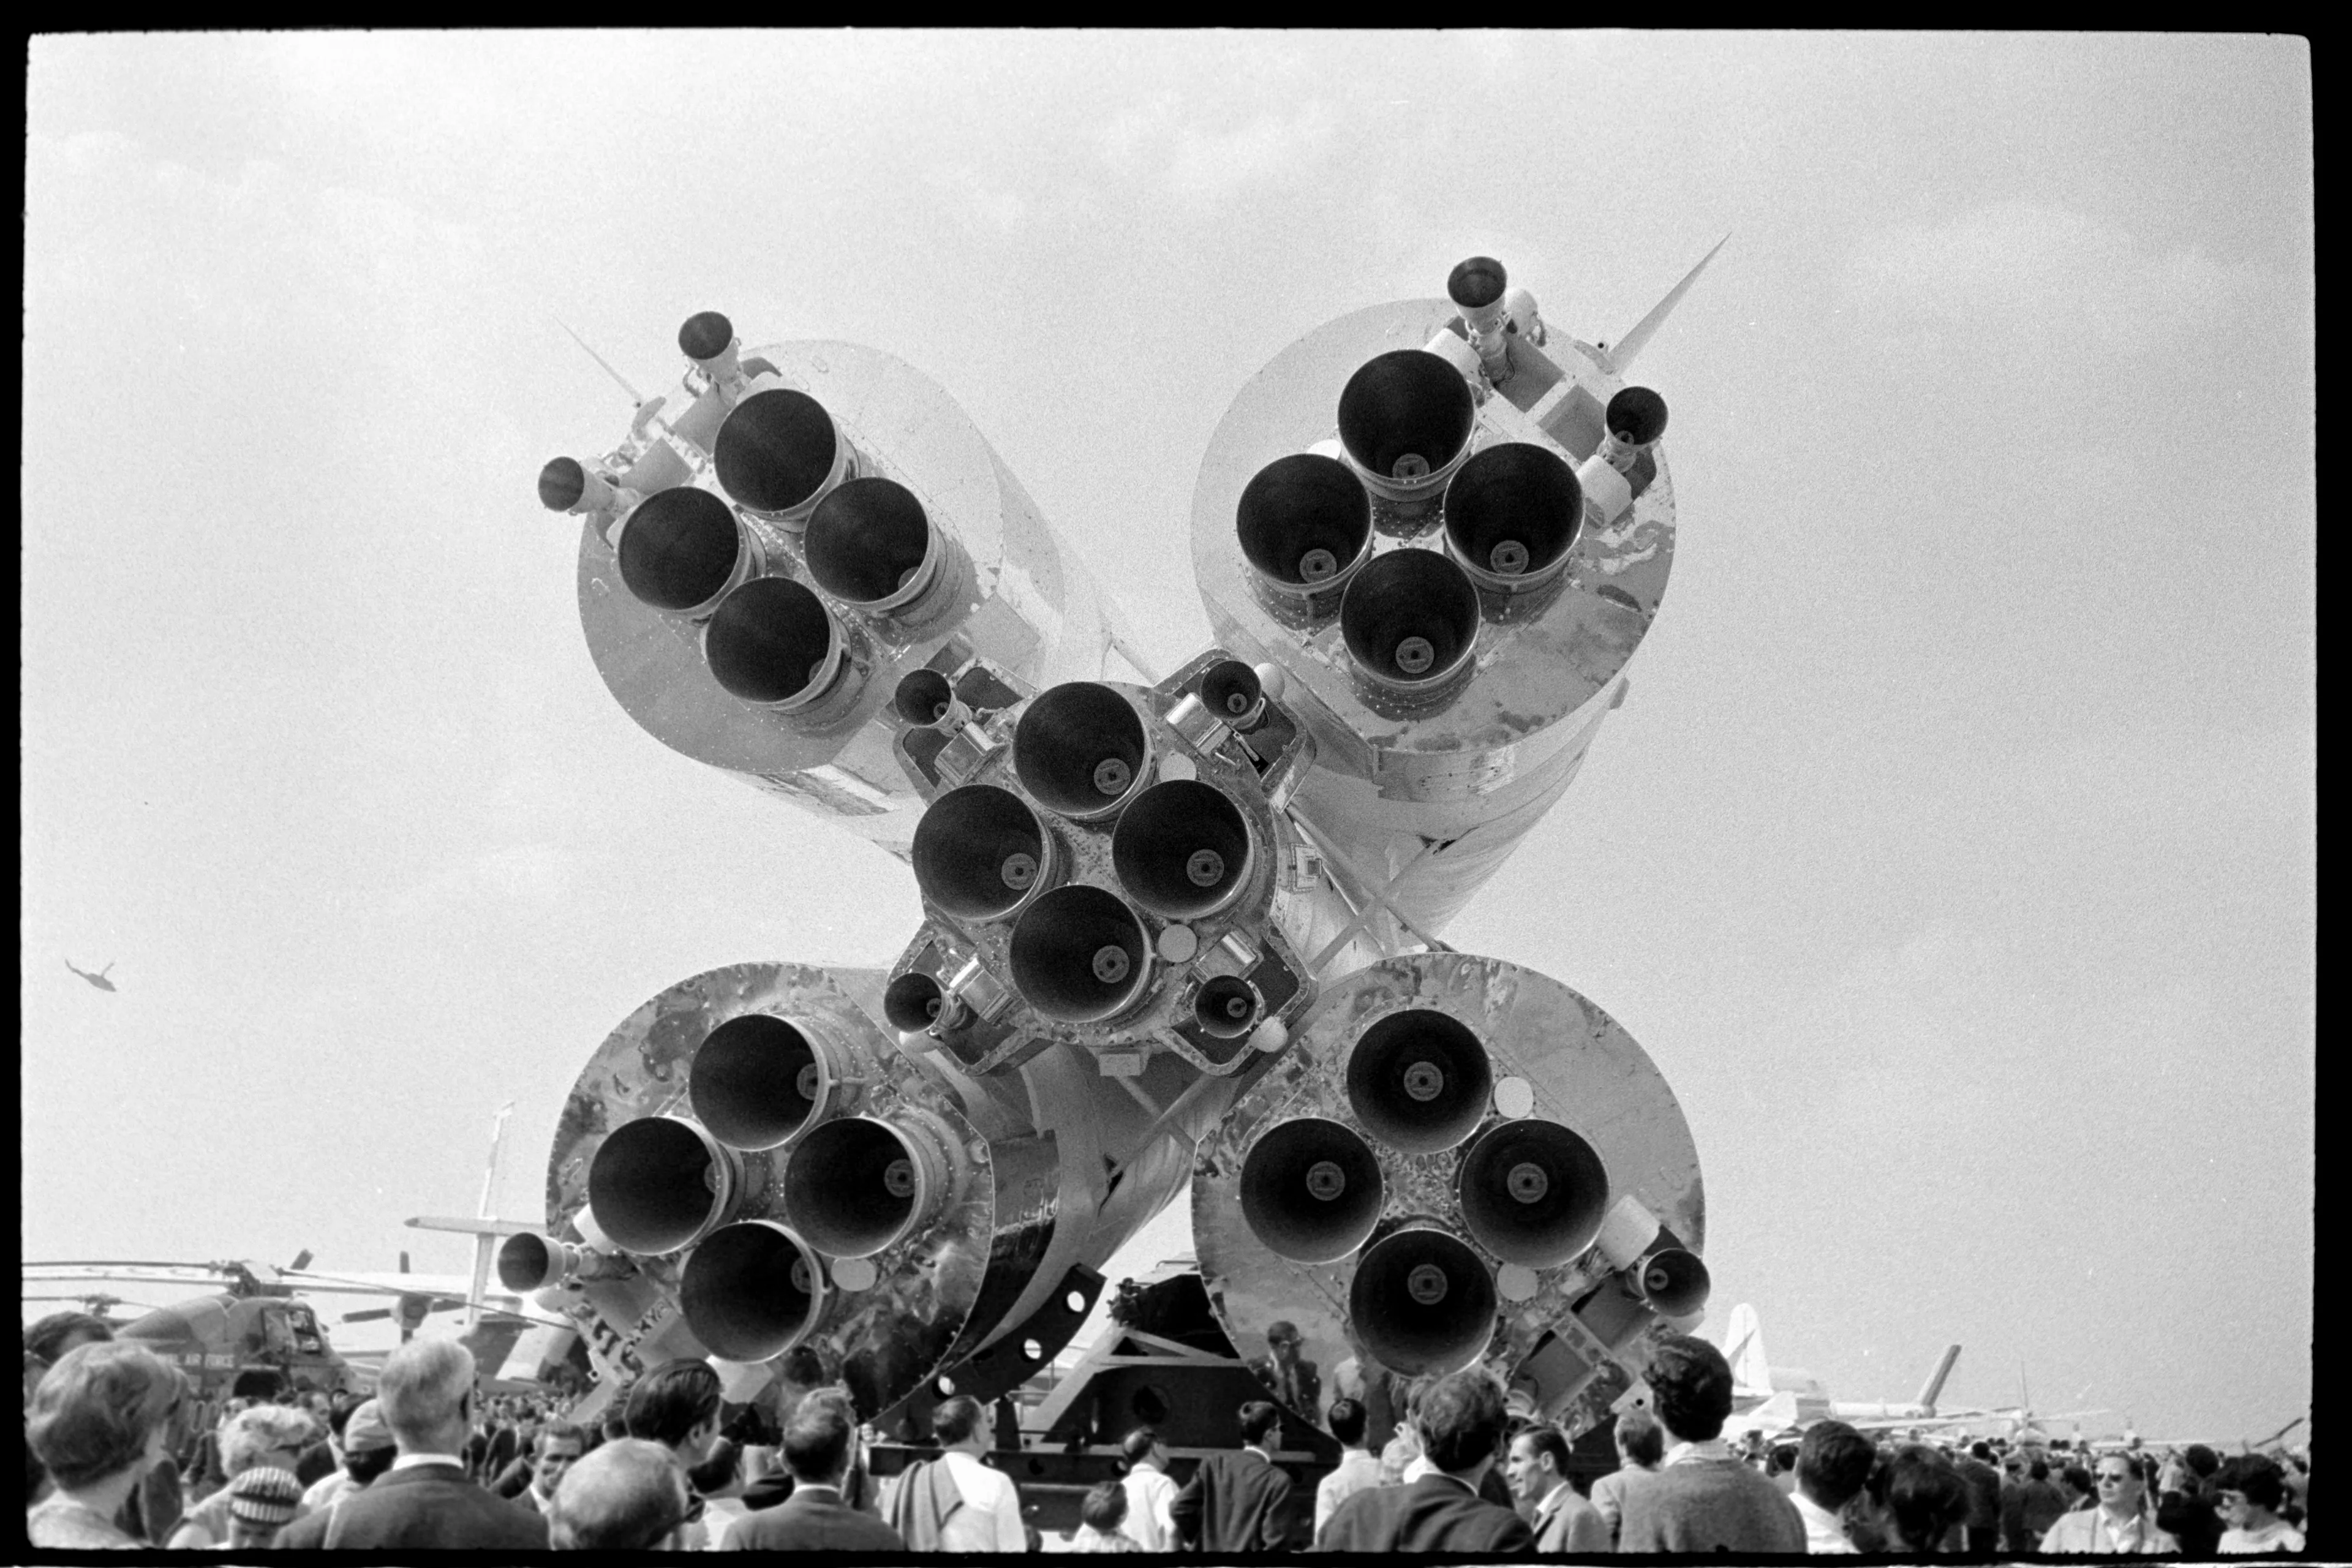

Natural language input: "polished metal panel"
[1193,952,1703,1438]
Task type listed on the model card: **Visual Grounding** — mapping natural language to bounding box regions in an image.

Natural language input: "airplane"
[63,958,117,992]
[1722,1303,1989,1431]
[22,1257,371,1402]
[2091,1413,2305,1457]
[1949,1364,2108,1447]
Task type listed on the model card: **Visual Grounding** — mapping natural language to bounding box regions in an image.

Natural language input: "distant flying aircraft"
[64,959,117,992]
[1722,1303,1987,1431]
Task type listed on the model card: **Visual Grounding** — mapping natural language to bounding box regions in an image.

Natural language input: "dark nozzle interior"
[714,387,839,515]
[617,486,744,611]
[1235,454,1371,587]
[913,785,1051,921]
[1008,884,1150,1023]
[1443,443,1584,579]
[585,1118,726,1254]
[704,578,838,704]
[1193,974,1260,1039]
[1011,684,1149,816]
[1199,660,1264,724]
[1636,1247,1711,1317]
[689,1014,822,1151]
[884,972,951,1033]
[805,478,933,605]
[1606,386,1670,447]
[1346,1008,1493,1154]
[895,668,956,726]
[782,1118,922,1257]
[1238,1118,1383,1264]
[1337,350,1476,482]
[1340,549,1480,685]
[538,456,587,512]
[679,311,735,362]
[1457,1119,1610,1268]
[679,1221,818,1362]
[496,1234,557,1293]
[1111,780,1252,919]
[1348,1228,1499,1376]
[1447,256,1508,311]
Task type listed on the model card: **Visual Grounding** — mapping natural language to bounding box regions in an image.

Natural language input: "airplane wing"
[1724,1389,1800,1439]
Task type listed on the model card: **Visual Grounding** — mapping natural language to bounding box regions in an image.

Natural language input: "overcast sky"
[23,31,2311,1442]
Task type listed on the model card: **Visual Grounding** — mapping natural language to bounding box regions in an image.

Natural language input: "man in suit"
[1616,1336,1806,1553]
[721,1393,905,1551]
[1246,1321,1322,1423]
[272,1339,547,1550]
[546,1438,693,1549]
[1170,1400,1296,1552]
[1507,1422,1611,1551]
[1314,1368,1534,1552]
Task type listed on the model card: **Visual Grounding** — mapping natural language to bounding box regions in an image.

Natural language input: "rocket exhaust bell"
[496,1234,572,1293]
[1447,255,1509,322]
[1336,350,1476,496]
[894,668,956,726]
[714,388,846,520]
[805,478,941,610]
[884,971,958,1034]
[1110,780,1253,920]
[913,785,1057,921]
[1193,974,1261,1038]
[677,311,734,363]
[1238,1117,1384,1264]
[1457,1120,1610,1268]
[616,487,752,612]
[1007,884,1152,1023]
[688,1014,833,1151]
[780,1117,941,1257]
[1346,1009,1493,1154]
[1235,453,1373,595]
[584,1117,737,1254]
[1442,443,1584,591]
[538,456,589,513]
[1633,1247,1711,1317]
[1349,1226,1499,1376]
[703,578,846,709]
[1339,549,1480,692]
[679,1219,826,1363]
[1012,683,1152,820]
[1198,660,1266,729]
[1606,386,1670,449]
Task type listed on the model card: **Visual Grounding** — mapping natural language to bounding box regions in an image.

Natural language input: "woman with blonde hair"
[166,1400,318,1547]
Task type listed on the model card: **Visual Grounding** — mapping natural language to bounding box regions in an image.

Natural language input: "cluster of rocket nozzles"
[538,312,959,715]
[1234,255,1668,695]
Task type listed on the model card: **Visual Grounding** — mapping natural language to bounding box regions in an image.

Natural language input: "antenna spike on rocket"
[1607,233,1728,376]
[554,318,649,409]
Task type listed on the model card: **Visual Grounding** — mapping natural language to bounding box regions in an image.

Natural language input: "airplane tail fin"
[1725,1302,1771,1393]
[1917,1344,1962,1411]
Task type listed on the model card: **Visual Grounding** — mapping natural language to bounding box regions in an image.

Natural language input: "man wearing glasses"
[2038,1452,2179,1553]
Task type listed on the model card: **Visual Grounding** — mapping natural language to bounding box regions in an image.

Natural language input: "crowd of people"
[23,1306,2313,1553]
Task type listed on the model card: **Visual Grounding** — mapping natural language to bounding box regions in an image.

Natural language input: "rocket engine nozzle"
[1456,1119,1610,1268]
[1632,1246,1710,1317]
[1238,1117,1384,1264]
[584,1116,738,1255]
[894,668,959,727]
[804,477,947,613]
[1349,1225,1499,1376]
[780,1115,947,1258]
[1598,386,1670,470]
[1339,548,1480,693]
[714,386,858,525]
[688,1014,843,1151]
[678,311,736,364]
[1110,780,1254,921]
[913,785,1058,922]
[703,577,851,711]
[1192,973,1261,1038]
[539,457,600,514]
[1235,453,1373,604]
[883,970,963,1035]
[1442,443,1584,593]
[1007,884,1152,1023]
[1197,660,1267,731]
[679,1219,827,1363]
[616,486,763,614]
[496,1234,576,1292]
[1447,255,1512,380]
[1336,350,1478,502]
[1346,1008,1493,1154]
[1012,683,1152,820]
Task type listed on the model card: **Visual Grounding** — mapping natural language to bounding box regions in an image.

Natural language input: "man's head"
[1643,1335,1734,1444]
[1266,1321,1303,1365]
[221,1403,316,1477]
[623,1359,724,1460]
[1121,1425,1164,1469]
[549,1438,692,1550]
[377,1338,477,1456]
[24,1340,181,1491]
[1327,1397,1367,1450]
[933,1393,987,1450]
[1797,1420,1874,1512]
[782,1393,854,1487]
[1081,1479,1129,1534]
[339,1398,398,1487]
[1883,1446,1969,1550]
[1504,1424,1572,1507]
[1417,1368,1509,1476]
[226,1464,304,1548]
[2093,1451,2146,1514]
[1614,1406,1664,1469]
[2184,1443,2220,1483]
[1238,1400,1281,1447]
[532,1420,587,1499]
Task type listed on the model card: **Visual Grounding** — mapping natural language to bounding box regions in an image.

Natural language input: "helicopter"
[62,958,117,992]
